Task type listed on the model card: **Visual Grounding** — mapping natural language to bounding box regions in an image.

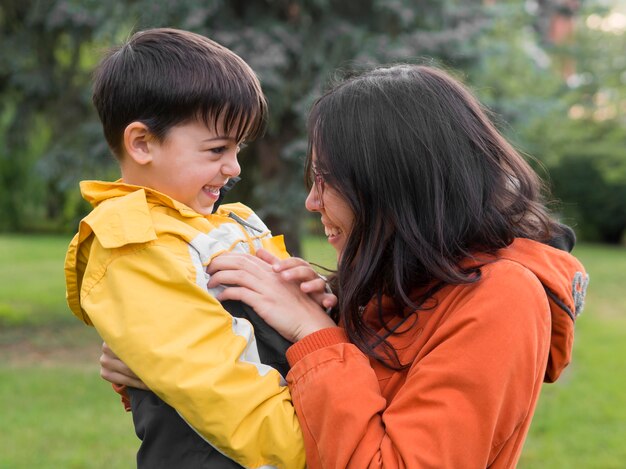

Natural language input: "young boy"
[64,28,305,468]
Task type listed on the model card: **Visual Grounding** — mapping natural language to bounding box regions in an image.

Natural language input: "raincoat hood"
[65,179,287,326]
[492,238,588,382]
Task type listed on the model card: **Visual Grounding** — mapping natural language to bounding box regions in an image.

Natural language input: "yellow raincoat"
[65,180,304,469]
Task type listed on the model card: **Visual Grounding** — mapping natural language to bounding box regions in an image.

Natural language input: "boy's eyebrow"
[202,136,237,142]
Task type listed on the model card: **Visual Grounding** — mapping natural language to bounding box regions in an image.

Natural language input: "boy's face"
[144,120,242,215]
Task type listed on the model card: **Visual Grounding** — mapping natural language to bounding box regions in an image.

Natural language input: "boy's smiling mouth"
[203,185,222,196]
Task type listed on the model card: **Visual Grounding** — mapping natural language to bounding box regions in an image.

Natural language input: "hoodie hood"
[493,238,589,382]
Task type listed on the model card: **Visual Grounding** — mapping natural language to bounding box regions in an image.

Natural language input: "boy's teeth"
[204,185,220,194]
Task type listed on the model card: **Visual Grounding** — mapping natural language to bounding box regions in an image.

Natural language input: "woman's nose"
[305,185,321,212]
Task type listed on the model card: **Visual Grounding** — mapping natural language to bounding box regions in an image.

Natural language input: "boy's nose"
[223,153,241,177]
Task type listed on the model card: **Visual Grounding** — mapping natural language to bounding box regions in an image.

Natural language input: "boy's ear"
[123,122,154,165]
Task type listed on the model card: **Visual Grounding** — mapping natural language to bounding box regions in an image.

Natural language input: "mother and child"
[65,28,588,468]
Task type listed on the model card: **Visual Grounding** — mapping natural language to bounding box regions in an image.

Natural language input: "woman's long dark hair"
[306,65,565,367]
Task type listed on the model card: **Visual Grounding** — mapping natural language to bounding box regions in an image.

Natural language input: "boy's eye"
[204,141,243,156]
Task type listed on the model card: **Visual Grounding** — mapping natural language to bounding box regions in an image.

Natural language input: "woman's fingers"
[208,268,265,291]
[279,265,319,282]
[298,276,327,293]
[321,293,338,309]
[255,248,281,266]
[258,253,336,309]
[207,253,267,290]
[99,342,148,390]
[207,252,270,276]
[270,255,311,273]
[217,285,258,305]
[209,252,322,290]
[100,368,146,389]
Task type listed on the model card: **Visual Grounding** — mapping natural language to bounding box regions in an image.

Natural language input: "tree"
[4,1,625,244]
[550,130,626,244]
[1,0,492,253]
[0,0,116,230]
[114,0,492,253]
[465,0,626,244]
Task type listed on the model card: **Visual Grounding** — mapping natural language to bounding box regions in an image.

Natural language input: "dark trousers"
[129,387,244,468]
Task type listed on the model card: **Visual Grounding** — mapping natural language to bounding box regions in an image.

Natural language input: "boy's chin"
[196,205,215,215]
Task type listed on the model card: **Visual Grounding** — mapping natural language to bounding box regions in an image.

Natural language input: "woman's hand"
[100,342,148,390]
[207,251,336,343]
[255,249,338,311]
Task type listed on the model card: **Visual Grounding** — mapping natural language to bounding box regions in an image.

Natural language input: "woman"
[103,64,588,468]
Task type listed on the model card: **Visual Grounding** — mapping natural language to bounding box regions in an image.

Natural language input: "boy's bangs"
[197,93,266,143]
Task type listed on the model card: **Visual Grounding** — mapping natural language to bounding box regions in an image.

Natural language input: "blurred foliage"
[0,0,625,246]
[467,0,626,244]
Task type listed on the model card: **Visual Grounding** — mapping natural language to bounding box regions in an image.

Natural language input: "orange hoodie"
[285,238,588,469]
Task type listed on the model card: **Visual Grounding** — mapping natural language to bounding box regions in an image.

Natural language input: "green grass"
[0,234,137,468]
[0,366,137,468]
[519,244,626,469]
[0,234,338,469]
[302,234,338,271]
[0,234,624,468]
[0,234,73,326]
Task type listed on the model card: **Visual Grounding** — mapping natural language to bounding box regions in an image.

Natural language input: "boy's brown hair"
[92,28,267,158]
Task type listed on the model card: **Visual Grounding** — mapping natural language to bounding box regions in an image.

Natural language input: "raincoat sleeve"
[80,241,304,469]
[284,261,551,468]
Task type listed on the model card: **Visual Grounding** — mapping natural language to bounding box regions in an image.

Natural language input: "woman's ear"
[123,122,154,165]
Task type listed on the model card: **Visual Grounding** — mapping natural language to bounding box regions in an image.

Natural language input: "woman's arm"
[213,256,553,468]
[284,262,552,468]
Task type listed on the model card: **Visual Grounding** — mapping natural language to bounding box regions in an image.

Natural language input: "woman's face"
[305,153,355,258]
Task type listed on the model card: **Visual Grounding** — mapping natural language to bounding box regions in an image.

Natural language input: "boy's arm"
[81,241,304,469]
